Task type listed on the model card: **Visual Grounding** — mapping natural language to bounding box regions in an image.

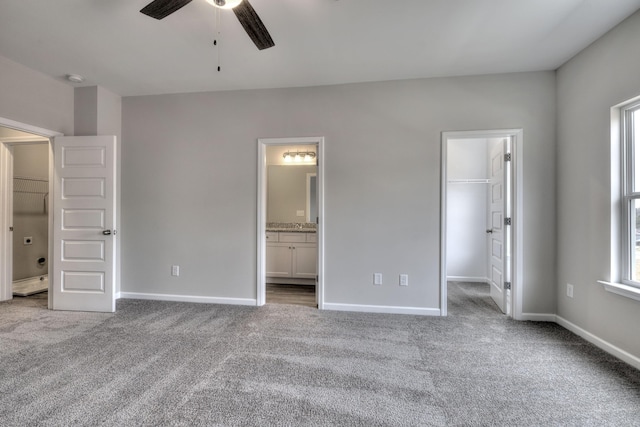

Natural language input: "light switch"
[171,265,180,276]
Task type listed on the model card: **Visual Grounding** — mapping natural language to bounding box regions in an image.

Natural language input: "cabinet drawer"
[266,232,279,242]
[306,233,317,243]
[278,232,306,243]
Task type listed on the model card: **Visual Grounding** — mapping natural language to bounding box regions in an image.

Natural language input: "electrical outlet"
[171,265,180,277]
[296,210,305,217]
[567,283,574,298]
[373,273,383,285]
[400,274,409,286]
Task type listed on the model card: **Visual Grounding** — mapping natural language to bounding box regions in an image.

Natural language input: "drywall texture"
[122,71,556,313]
[557,10,640,359]
[0,55,73,135]
[12,144,49,280]
[447,139,488,280]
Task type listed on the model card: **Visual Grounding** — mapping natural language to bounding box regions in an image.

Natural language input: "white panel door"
[488,138,511,314]
[53,136,116,312]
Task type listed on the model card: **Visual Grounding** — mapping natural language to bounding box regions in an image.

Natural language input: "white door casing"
[440,129,522,319]
[52,136,117,312]
[257,136,324,308]
[0,116,61,304]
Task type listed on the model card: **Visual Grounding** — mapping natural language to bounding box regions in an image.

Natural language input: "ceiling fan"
[140,0,275,50]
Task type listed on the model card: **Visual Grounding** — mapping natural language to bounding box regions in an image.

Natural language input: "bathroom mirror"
[306,173,317,223]
[267,165,316,223]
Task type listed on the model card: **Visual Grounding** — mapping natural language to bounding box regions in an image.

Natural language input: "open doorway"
[257,137,324,309]
[440,130,523,319]
[0,122,55,307]
[11,142,50,298]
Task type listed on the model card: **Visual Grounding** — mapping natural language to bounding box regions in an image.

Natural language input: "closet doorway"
[440,130,523,319]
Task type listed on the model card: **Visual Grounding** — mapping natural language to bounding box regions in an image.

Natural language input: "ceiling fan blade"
[140,0,193,19]
[233,0,275,50]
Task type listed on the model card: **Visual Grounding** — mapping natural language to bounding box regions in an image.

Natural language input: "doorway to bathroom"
[257,137,324,308]
[440,129,523,319]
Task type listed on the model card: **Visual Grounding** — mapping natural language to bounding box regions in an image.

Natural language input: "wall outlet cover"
[567,283,574,298]
[373,273,383,285]
[296,210,305,217]
[400,274,409,286]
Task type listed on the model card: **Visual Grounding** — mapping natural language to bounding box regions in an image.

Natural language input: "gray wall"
[557,10,640,358]
[0,55,73,135]
[122,71,556,312]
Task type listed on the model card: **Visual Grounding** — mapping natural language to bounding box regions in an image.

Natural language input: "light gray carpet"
[1,282,639,426]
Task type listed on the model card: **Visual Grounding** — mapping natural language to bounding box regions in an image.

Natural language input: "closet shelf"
[447,179,490,184]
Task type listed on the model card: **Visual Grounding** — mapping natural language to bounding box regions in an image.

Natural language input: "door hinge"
[504,153,512,162]
[504,281,512,290]
[504,217,512,226]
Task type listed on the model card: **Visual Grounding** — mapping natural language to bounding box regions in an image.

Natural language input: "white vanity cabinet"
[266,232,317,282]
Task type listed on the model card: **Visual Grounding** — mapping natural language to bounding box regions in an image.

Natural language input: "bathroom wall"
[12,144,49,280]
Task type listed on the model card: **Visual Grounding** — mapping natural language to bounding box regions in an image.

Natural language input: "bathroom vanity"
[266,230,317,284]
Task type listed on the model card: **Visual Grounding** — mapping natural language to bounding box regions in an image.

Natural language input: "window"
[621,101,640,287]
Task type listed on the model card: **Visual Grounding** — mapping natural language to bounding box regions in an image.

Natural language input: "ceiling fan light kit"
[140,0,274,50]
[206,0,242,9]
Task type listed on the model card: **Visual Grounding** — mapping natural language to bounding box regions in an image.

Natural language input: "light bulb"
[294,153,302,162]
[283,153,292,162]
[206,0,242,9]
[304,154,312,162]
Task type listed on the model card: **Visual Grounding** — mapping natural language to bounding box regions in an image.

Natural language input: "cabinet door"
[266,244,292,277]
[292,244,317,279]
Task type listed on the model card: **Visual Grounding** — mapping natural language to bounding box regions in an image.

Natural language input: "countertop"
[266,222,316,233]
[266,227,316,233]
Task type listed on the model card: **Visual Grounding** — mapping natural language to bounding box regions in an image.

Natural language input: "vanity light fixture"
[282,150,316,163]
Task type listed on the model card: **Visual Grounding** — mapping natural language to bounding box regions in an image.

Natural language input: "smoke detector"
[66,74,85,84]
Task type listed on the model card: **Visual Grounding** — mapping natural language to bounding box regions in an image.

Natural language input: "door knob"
[103,230,112,235]
[486,229,493,234]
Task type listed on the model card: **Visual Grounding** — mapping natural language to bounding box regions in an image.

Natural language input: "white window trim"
[603,98,640,301]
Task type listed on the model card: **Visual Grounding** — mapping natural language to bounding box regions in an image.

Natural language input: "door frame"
[440,129,524,319]
[257,136,325,308]
[0,116,62,307]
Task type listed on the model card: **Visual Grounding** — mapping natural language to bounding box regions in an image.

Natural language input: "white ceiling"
[1,0,639,97]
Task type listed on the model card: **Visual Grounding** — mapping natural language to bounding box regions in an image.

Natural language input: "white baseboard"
[118,292,257,306]
[447,276,489,283]
[519,313,557,322]
[556,315,640,370]
[323,302,441,316]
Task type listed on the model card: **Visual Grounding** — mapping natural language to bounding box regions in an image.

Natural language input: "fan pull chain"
[213,6,222,72]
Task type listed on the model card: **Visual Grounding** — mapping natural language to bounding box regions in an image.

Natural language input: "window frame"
[621,100,640,288]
